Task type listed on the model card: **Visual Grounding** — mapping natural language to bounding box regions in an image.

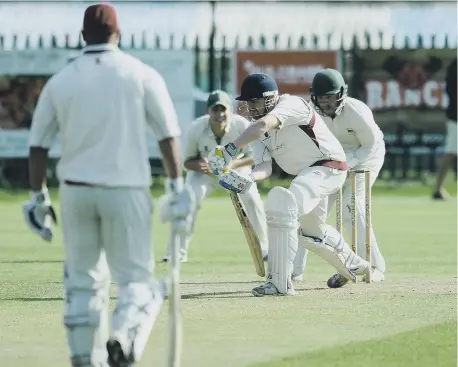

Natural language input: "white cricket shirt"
[249,94,346,176]
[184,114,252,162]
[320,97,384,165]
[28,43,180,187]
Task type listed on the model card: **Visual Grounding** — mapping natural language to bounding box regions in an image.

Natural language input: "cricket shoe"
[327,273,350,288]
[327,262,367,288]
[252,280,295,297]
[327,267,384,288]
[432,190,451,201]
[107,339,134,367]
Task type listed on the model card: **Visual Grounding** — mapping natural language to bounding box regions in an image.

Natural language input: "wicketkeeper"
[292,68,386,287]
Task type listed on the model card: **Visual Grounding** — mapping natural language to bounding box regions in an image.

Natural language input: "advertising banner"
[0,49,194,158]
[233,50,340,100]
[359,49,456,134]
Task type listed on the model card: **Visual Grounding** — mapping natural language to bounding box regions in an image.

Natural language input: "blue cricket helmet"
[236,73,278,101]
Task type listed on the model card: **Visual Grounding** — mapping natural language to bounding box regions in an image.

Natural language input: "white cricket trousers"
[290,165,369,278]
[60,183,163,367]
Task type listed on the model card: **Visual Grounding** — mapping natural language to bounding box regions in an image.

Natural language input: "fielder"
[292,68,386,287]
[433,57,457,200]
[208,73,371,297]
[161,90,268,262]
[22,4,192,367]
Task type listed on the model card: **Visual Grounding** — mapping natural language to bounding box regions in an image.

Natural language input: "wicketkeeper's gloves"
[22,187,58,242]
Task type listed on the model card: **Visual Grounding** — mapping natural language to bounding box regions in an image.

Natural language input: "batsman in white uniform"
[162,90,268,262]
[207,73,370,296]
[293,69,386,288]
[22,4,193,367]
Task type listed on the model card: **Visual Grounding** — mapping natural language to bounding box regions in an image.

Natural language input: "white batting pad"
[64,282,110,366]
[298,227,357,282]
[111,281,166,362]
[325,226,369,272]
[265,187,299,294]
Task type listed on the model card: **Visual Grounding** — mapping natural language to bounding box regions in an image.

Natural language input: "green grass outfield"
[0,189,456,366]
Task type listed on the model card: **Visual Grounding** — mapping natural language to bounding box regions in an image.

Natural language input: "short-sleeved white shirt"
[249,94,346,175]
[28,43,180,187]
[320,97,384,162]
[184,114,252,163]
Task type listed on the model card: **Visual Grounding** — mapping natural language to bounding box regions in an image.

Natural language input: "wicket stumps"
[336,169,372,283]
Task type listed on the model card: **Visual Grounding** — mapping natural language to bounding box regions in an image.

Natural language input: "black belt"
[64,180,97,187]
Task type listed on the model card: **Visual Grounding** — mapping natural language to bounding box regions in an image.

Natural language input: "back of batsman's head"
[82,3,120,44]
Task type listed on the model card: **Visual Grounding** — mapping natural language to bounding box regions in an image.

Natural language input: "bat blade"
[167,229,183,367]
[229,191,266,277]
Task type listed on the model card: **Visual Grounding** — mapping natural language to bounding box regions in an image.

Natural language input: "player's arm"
[232,97,312,150]
[349,108,383,166]
[28,81,59,191]
[210,98,309,174]
[182,126,200,171]
[230,156,254,170]
[232,115,280,150]
[182,126,211,175]
[144,69,183,183]
[229,116,258,169]
[24,79,59,242]
[249,139,272,181]
[144,68,193,229]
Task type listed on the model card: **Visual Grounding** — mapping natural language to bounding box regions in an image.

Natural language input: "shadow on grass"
[1,296,118,301]
[181,281,259,285]
[0,260,64,264]
[180,286,328,300]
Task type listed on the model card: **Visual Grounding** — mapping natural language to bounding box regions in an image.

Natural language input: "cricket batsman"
[291,68,386,288]
[161,90,268,262]
[207,73,370,297]
[22,4,193,366]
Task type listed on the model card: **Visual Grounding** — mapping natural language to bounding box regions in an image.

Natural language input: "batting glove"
[208,143,238,175]
[164,178,195,233]
[22,187,58,242]
[218,169,254,194]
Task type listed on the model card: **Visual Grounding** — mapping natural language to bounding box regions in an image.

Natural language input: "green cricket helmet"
[310,68,348,117]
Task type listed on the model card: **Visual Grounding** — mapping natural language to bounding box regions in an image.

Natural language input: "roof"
[0,2,456,50]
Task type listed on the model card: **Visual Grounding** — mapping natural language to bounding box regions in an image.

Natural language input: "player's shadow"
[181,290,251,299]
[180,286,328,300]
[181,281,259,285]
[1,296,118,301]
[0,260,64,264]
[296,287,328,292]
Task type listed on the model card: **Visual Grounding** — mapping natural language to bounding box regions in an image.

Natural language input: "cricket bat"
[214,147,266,278]
[228,191,266,277]
[167,227,183,367]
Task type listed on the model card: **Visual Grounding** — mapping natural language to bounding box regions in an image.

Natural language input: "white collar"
[82,43,119,54]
